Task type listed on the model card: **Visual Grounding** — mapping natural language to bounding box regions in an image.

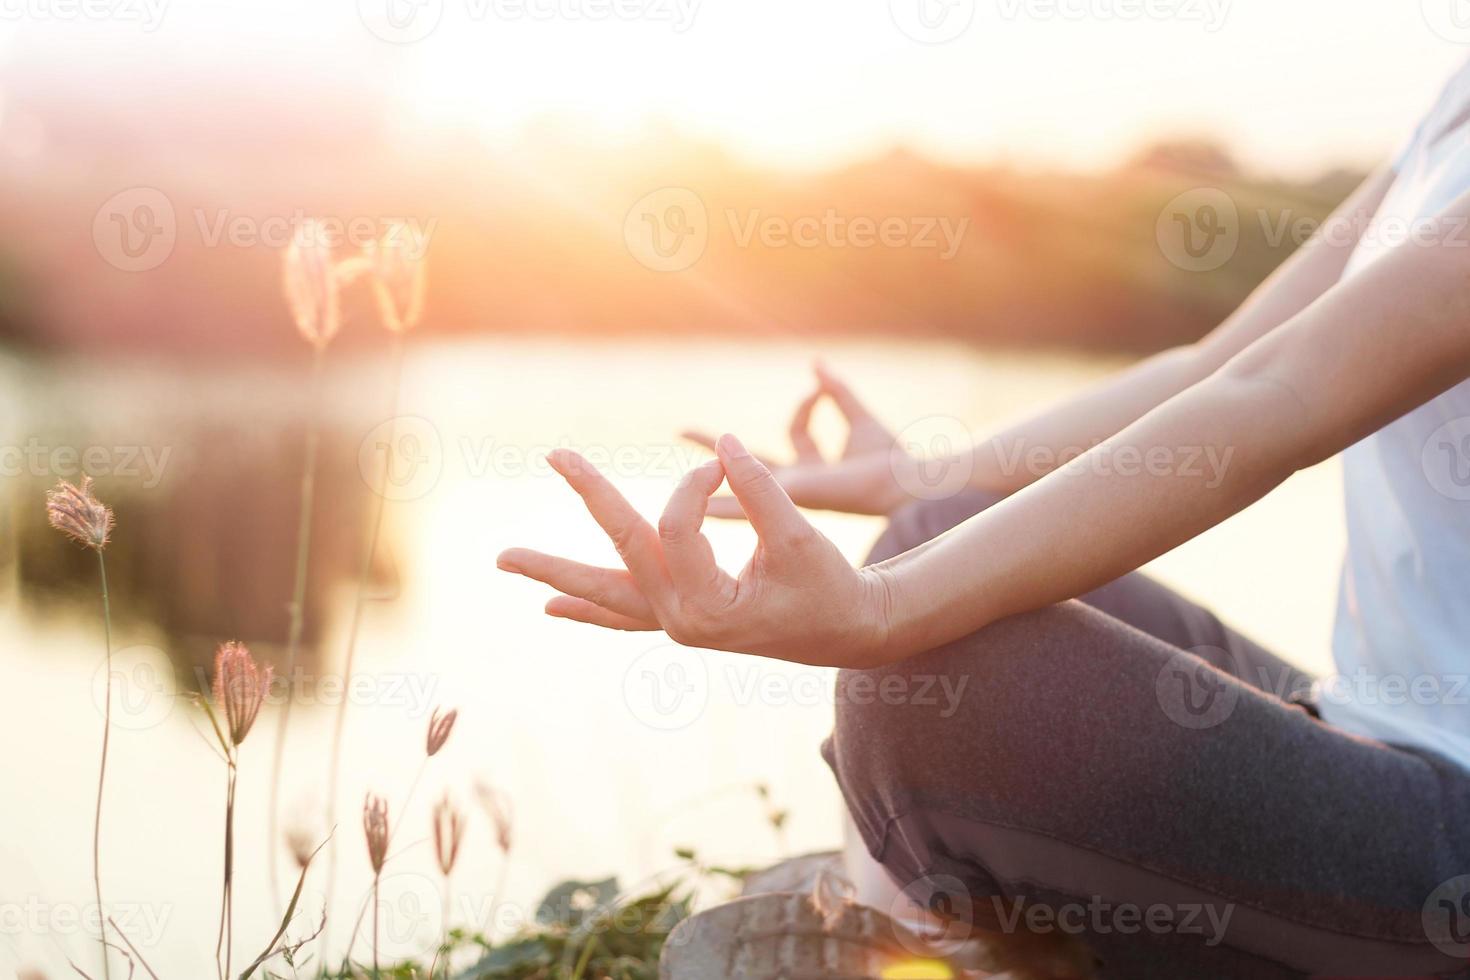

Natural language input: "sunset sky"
[2,0,1467,176]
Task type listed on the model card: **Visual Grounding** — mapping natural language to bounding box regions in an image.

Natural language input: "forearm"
[876,370,1300,657]
[964,167,1396,496]
[870,175,1470,663]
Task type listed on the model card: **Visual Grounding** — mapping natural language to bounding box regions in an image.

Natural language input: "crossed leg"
[823,491,1470,978]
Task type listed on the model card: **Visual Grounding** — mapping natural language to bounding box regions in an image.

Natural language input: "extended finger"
[658,459,732,594]
[497,548,655,620]
[547,449,673,603]
[715,433,811,547]
[544,595,659,631]
[788,388,823,464]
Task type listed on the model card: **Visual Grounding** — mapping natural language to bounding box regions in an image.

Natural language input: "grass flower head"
[282,218,342,349]
[363,794,390,874]
[432,793,465,877]
[364,221,428,333]
[46,476,114,550]
[426,706,457,757]
[212,641,272,748]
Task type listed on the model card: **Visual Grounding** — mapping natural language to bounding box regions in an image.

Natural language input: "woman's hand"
[496,435,897,668]
[683,362,919,517]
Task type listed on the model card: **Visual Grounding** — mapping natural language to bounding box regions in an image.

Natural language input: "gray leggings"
[822,491,1470,979]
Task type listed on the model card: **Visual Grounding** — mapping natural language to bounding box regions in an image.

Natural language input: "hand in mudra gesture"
[683,362,919,518]
[497,431,896,668]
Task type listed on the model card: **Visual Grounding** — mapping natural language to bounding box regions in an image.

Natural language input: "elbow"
[1205,352,1328,474]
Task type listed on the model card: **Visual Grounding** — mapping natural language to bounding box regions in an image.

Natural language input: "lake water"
[0,337,1345,976]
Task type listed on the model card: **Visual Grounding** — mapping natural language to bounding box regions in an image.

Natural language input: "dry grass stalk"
[47,477,116,980]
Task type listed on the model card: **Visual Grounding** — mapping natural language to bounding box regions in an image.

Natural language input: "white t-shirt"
[1321,57,1470,769]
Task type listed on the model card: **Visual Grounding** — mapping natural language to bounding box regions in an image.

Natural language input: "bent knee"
[827,601,1169,838]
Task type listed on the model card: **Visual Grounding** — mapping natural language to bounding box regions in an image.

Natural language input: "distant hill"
[0,84,1357,358]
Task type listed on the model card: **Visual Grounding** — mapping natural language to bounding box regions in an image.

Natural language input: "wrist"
[854,564,905,668]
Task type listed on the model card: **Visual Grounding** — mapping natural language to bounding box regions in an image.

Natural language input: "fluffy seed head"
[46,477,114,551]
[364,221,428,333]
[283,219,342,349]
[363,794,390,874]
[426,706,457,757]
[211,641,272,747]
[432,793,465,877]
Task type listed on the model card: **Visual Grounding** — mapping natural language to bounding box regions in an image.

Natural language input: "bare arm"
[968,165,1397,493]
[873,183,1470,659]
[501,182,1470,670]
[686,167,1397,515]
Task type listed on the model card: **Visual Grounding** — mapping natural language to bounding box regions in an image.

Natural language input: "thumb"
[715,434,809,546]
